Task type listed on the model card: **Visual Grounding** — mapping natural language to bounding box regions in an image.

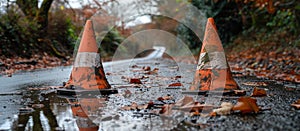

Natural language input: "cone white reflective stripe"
[197,52,227,70]
[74,52,101,68]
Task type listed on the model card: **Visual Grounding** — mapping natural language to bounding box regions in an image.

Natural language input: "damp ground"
[0,58,299,130]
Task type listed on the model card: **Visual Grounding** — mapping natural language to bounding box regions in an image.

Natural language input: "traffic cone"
[65,20,110,90]
[189,18,239,91]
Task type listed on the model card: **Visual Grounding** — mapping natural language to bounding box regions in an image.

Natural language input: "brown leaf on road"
[159,104,174,115]
[131,65,138,68]
[123,90,132,97]
[121,102,138,110]
[129,78,142,84]
[232,97,260,114]
[168,82,182,87]
[174,76,182,79]
[180,102,214,112]
[157,95,173,101]
[175,96,194,107]
[145,68,159,75]
[121,101,155,111]
[142,66,151,71]
[251,87,267,97]
[234,90,246,96]
[291,99,300,109]
[242,82,268,86]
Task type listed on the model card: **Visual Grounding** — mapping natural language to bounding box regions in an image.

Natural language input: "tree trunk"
[37,0,53,31]
[16,0,53,31]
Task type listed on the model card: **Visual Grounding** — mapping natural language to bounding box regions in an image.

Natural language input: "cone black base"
[181,90,245,96]
[57,89,118,97]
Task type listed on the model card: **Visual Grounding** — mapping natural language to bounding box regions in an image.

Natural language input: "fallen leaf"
[180,102,214,112]
[141,75,149,79]
[129,78,142,84]
[146,101,154,109]
[232,97,259,114]
[242,82,268,87]
[123,90,132,97]
[175,76,182,79]
[234,90,246,96]
[157,95,173,101]
[291,99,300,109]
[121,106,131,111]
[145,68,159,75]
[142,66,151,71]
[251,87,267,97]
[175,96,194,107]
[168,82,182,87]
[153,68,159,72]
[131,65,138,68]
[159,104,174,115]
[121,102,138,110]
[212,102,233,115]
[190,111,200,116]
[209,111,217,117]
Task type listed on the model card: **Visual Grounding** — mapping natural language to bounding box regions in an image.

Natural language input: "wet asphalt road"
[0,50,299,130]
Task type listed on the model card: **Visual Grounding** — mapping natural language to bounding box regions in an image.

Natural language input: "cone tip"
[85,20,93,28]
[207,17,217,30]
[78,19,98,52]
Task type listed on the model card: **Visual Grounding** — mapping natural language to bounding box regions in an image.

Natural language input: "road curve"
[0,46,166,92]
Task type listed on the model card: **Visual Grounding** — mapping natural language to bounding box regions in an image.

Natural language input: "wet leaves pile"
[227,48,300,83]
[0,53,72,76]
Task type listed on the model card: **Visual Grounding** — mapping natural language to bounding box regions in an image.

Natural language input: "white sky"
[0,0,153,27]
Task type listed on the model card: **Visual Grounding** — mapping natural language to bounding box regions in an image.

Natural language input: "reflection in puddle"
[0,91,102,131]
[52,103,78,131]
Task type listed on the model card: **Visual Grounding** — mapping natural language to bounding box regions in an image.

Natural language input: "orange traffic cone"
[190,18,239,91]
[65,20,110,90]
